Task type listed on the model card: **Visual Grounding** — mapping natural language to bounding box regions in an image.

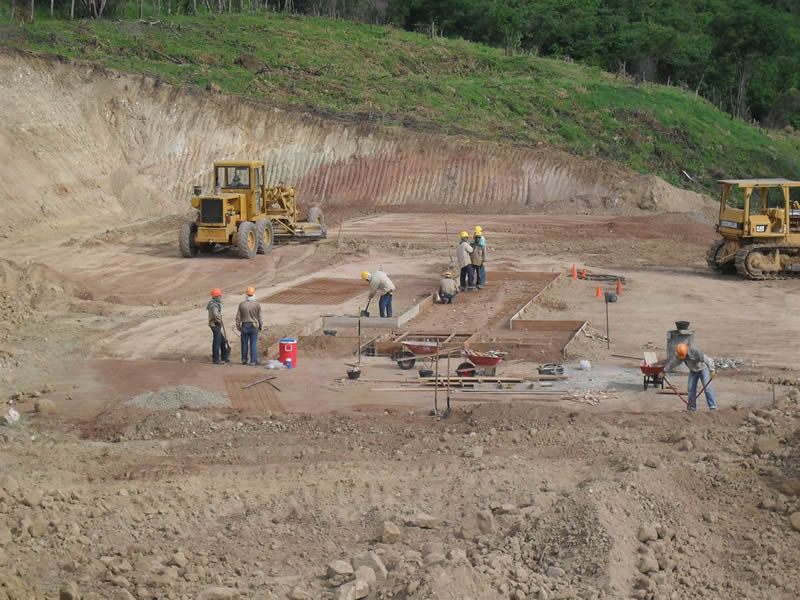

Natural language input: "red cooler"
[279,337,297,368]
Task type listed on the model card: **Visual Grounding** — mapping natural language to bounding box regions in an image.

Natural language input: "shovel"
[360,298,371,318]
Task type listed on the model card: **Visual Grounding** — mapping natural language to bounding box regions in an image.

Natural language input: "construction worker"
[207,288,230,364]
[457,231,474,291]
[362,270,395,318]
[438,271,458,304]
[236,286,262,366]
[664,343,717,411]
[471,226,488,289]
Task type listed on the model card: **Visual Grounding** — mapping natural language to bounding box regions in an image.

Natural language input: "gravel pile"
[127,386,229,410]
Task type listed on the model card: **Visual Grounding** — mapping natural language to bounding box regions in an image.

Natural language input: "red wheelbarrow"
[396,340,441,370]
[640,360,665,390]
[456,349,507,377]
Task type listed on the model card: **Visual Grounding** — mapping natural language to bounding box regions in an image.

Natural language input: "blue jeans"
[240,322,259,364]
[688,368,716,410]
[379,292,393,318]
[210,325,229,363]
[474,265,486,287]
[460,266,474,290]
[439,291,455,304]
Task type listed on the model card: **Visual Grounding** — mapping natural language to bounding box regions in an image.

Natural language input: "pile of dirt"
[0,258,82,332]
[126,385,229,410]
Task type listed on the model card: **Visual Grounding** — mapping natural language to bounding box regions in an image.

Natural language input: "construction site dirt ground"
[2,208,800,600]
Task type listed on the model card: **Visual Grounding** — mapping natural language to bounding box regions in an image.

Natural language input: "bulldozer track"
[734,244,800,280]
[705,239,736,274]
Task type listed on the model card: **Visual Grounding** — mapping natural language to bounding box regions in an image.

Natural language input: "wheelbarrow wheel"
[456,361,476,377]
[397,351,416,370]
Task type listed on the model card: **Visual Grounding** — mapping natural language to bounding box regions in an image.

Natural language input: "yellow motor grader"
[706,179,800,279]
[179,160,326,259]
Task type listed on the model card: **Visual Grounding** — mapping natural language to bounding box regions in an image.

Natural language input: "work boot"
[249,362,259,367]
[242,360,248,365]
[213,360,225,365]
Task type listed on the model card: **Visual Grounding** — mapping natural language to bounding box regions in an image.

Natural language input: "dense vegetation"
[7,0,800,125]
[1,10,799,194]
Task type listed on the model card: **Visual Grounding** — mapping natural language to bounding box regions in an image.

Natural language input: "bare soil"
[1,53,799,600]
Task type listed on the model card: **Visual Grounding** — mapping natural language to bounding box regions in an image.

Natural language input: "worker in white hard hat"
[438,271,458,304]
[471,226,487,289]
[456,231,474,291]
[362,270,396,318]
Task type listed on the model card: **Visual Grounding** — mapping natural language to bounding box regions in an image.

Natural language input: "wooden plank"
[561,321,588,358]
[507,272,563,327]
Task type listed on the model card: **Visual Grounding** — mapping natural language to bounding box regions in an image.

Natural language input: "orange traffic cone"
[581,268,587,279]
[616,279,623,295]
[595,286,603,298]
[571,265,578,279]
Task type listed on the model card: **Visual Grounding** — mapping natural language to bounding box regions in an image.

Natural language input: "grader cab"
[179,160,326,259]
[706,179,800,279]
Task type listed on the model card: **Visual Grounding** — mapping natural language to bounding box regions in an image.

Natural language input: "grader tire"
[256,219,274,255]
[179,222,198,258]
[236,221,258,259]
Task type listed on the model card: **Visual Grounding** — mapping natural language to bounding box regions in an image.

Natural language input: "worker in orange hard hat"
[664,342,717,411]
[456,231,474,291]
[236,286,263,365]
[207,288,230,364]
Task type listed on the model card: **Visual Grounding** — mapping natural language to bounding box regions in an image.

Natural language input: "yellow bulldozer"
[706,178,800,279]
[179,160,326,259]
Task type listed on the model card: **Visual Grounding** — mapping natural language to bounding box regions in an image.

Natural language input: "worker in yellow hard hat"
[363,269,396,317]
[207,288,230,364]
[471,226,488,289]
[438,271,458,304]
[236,286,262,365]
[456,231,474,291]
[664,342,717,411]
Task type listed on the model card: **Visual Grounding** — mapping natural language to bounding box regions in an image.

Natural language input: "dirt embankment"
[0,50,714,239]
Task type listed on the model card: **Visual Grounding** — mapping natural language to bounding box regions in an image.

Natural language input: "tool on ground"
[444,349,452,419]
[538,363,564,376]
[360,298,371,318]
[444,221,455,272]
[706,178,800,279]
[180,160,326,259]
[242,375,277,390]
[347,311,363,379]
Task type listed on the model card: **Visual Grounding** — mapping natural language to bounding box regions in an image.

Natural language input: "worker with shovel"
[207,288,230,364]
[236,286,262,366]
[362,270,395,318]
[664,343,717,411]
[457,231,474,291]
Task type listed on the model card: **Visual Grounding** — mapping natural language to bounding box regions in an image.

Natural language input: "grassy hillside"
[2,13,799,194]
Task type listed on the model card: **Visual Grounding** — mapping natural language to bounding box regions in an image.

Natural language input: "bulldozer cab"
[213,160,266,217]
[717,179,800,239]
